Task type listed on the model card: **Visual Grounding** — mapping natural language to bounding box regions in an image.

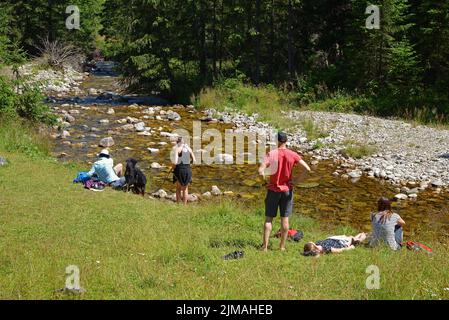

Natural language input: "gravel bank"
[207,108,449,190]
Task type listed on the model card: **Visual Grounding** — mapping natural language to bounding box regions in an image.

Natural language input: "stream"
[48,62,449,242]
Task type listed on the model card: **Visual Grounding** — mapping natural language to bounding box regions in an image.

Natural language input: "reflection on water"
[51,75,449,242]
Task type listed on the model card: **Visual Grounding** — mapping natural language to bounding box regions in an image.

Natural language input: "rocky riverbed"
[203,108,449,196]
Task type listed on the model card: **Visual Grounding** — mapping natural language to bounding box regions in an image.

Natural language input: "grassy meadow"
[1,123,449,300]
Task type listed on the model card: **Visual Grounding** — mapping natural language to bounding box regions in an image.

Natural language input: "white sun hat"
[98,149,110,157]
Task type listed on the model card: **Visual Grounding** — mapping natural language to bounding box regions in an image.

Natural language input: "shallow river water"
[50,74,449,241]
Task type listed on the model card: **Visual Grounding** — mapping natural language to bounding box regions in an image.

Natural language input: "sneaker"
[223,251,244,260]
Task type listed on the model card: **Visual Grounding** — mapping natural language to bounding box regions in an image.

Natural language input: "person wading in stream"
[258,132,311,252]
[171,136,196,205]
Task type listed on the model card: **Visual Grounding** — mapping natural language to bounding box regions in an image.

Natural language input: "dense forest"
[1,0,448,122]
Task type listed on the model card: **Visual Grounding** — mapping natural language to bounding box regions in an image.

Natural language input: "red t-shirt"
[263,148,301,192]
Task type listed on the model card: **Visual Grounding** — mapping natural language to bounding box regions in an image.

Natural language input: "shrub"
[0,76,15,117]
[34,37,85,71]
[0,75,55,125]
[340,141,377,159]
[192,78,296,129]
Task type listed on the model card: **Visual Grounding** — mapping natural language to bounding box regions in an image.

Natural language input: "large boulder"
[99,137,115,147]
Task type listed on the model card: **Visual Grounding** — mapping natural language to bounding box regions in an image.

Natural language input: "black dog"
[124,158,147,196]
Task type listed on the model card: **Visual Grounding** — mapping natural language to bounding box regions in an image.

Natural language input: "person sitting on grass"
[369,197,405,251]
[87,149,126,189]
[303,233,367,257]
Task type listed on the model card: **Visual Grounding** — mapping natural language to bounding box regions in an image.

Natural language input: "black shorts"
[173,164,192,186]
[265,190,293,218]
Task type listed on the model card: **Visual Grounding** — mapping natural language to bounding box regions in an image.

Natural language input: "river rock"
[188,194,199,202]
[64,115,76,123]
[116,124,134,132]
[137,131,152,136]
[99,137,115,147]
[406,188,419,195]
[394,194,408,200]
[107,108,115,115]
[151,162,162,169]
[167,111,181,121]
[408,194,418,199]
[126,116,139,124]
[431,180,444,188]
[88,88,98,95]
[349,171,364,180]
[59,130,70,139]
[211,185,222,196]
[134,122,146,132]
[147,148,160,154]
[98,119,109,124]
[202,191,212,198]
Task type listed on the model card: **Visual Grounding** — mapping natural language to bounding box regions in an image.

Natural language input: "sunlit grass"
[340,139,378,159]
[193,81,297,130]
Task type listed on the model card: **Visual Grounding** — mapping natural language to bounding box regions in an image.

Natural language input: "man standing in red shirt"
[258,132,311,252]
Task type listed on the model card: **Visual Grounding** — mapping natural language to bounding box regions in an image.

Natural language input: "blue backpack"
[73,172,91,184]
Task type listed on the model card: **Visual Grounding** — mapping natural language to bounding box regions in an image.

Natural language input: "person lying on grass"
[303,233,367,257]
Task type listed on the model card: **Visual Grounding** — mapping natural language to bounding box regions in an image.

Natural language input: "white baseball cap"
[98,149,110,157]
